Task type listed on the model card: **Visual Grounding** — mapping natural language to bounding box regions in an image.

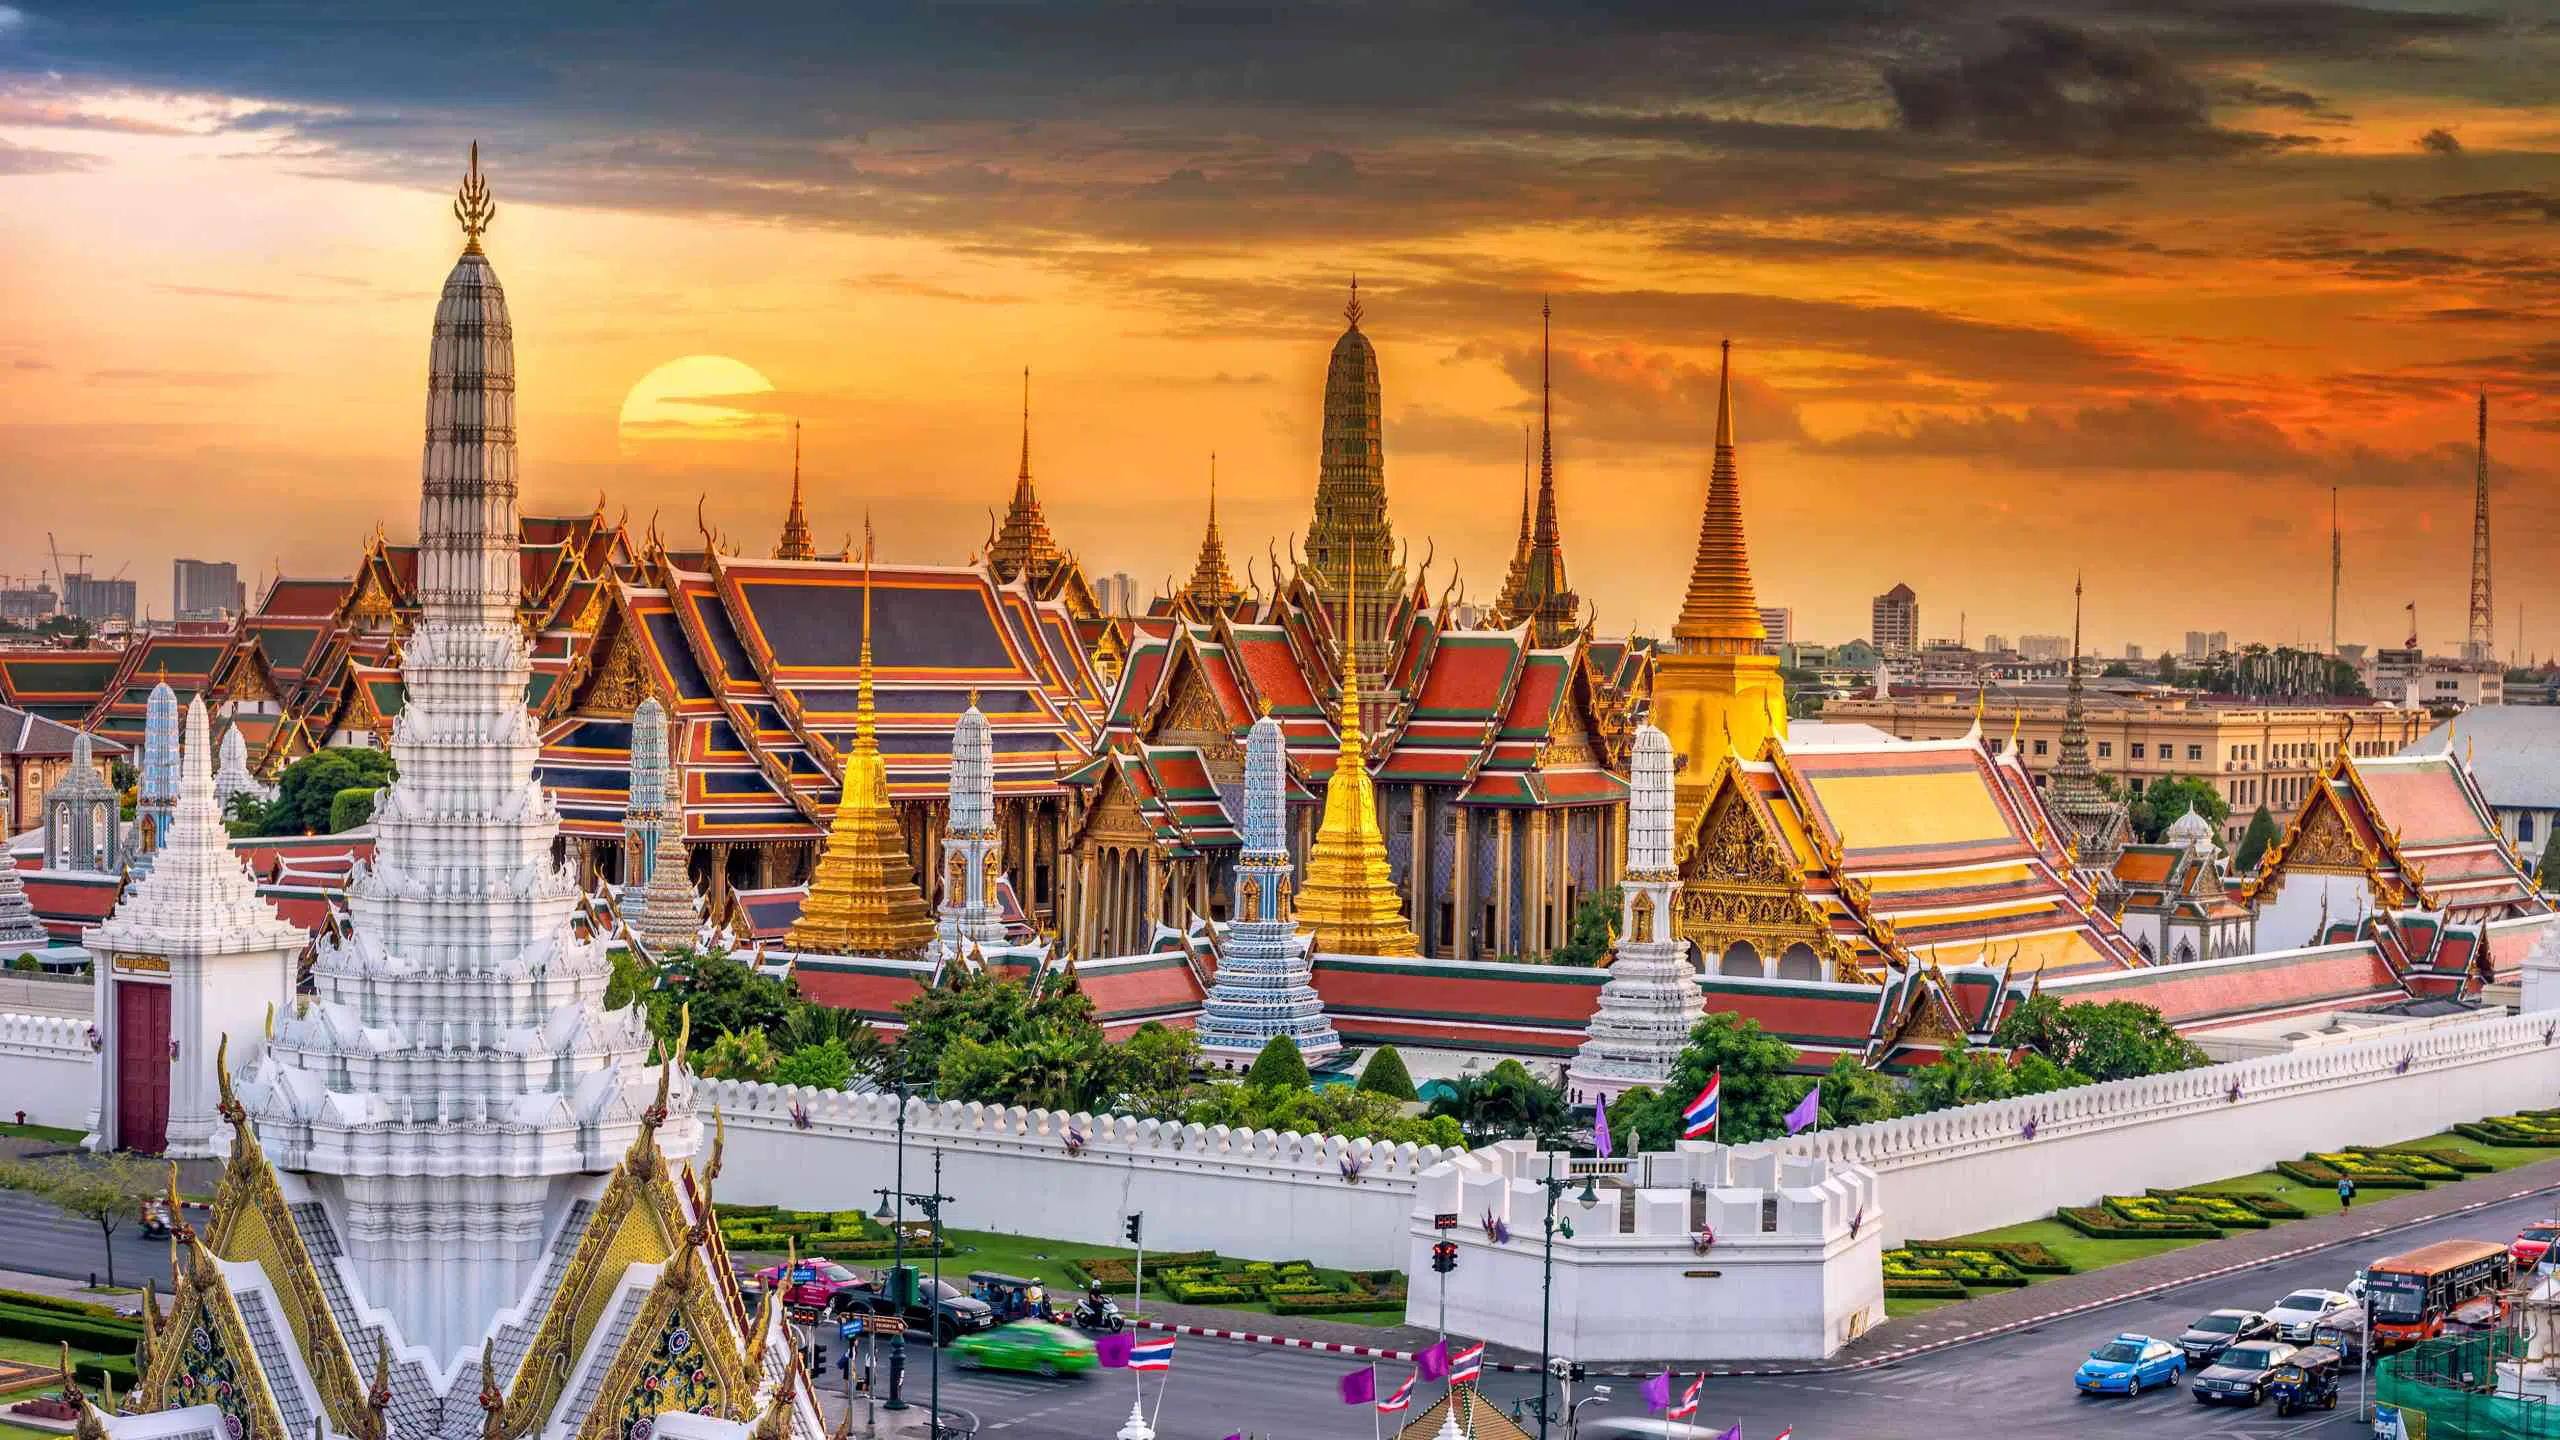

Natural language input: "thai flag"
[1667,1374,1702,1420]
[1130,1337,1175,1372]
[1682,1072,1721,1140]
[1448,1343,1485,1385]
[1377,1374,1416,1413]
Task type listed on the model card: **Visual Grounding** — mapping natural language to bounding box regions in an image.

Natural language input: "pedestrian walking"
[2338,1175,2356,1210]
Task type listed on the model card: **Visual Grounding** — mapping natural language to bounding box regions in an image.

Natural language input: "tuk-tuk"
[967,1271,1049,1325]
[2268,1345,2342,1417]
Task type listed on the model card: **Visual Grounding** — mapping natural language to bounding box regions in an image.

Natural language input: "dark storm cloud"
[1884,17,2317,157]
[2419,127,2464,154]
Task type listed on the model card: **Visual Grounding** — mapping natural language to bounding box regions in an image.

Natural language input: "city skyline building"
[172,559,245,619]
[1870,583,1917,658]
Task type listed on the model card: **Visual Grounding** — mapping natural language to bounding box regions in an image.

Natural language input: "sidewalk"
[1810,1151,2560,1373]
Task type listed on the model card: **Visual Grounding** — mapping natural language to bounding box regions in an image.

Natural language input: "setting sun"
[616,354,778,443]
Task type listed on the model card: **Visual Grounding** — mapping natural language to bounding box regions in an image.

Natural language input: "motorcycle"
[1072,1295,1126,1334]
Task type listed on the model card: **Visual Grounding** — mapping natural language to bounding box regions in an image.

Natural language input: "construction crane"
[46,532,92,585]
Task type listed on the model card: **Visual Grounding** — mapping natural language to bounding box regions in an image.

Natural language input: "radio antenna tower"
[2329,486,2341,657]
[2467,391,2493,662]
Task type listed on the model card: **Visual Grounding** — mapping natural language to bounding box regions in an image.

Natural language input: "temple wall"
[0,1013,96,1128]
[1741,1002,2560,1245]
[700,1079,1457,1269]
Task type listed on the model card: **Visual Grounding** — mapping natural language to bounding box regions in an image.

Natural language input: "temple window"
[2097,742,2112,759]
[2131,743,2146,759]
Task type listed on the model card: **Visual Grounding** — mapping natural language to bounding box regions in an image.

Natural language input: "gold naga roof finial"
[455,142,496,254]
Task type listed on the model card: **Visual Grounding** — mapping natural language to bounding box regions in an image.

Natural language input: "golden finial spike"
[454,142,496,254]
[1344,273,1363,330]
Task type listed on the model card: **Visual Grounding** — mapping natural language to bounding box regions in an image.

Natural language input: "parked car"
[2515,1226,2560,1270]
[951,1320,1097,1377]
[2178,1309,2276,1365]
[751,1259,874,1317]
[850,1269,998,1343]
[2191,1340,2298,1406]
[2074,1334,2185,1396]
[2265,1289,2354,1342]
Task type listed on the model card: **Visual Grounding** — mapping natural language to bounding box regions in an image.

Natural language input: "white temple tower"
[131,680,179,877]
[43,730,122,873]
[212,721,272,813]
[85,699,303,1158]
[235,152,692,1364]
[1196,709,1340,1063]
[623,695,669,893]
[930,696,1011,963]
[1569,724,1703,1104]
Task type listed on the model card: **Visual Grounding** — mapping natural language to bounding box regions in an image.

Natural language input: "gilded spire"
[1183,453,1244,613]
[1495,423,1534,620]
[1515,296,1580,647]
[1673,338,1764,650]
[1295,550,1420,956]
[774,421,816,560]
[454,142,496,255]
[1309,282,1403,699]
[988,366,1068,589]
[786,522,932,956]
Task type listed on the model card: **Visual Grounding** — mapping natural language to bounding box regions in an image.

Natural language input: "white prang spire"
[1570,724,1702,1104]
[87,699,305,1158]
[212,721,270,811]
[931,696,1009,964]
[236,156,689,1366]
[1196,709,1339,1062]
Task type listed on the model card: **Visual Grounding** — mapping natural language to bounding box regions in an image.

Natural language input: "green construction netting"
[2377,1333,2560,1440]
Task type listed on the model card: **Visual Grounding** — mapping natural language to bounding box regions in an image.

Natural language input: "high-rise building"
[2182,630,2230,661]
[60,572,136,625]
[1097,571,1137,616]
[2126,643,2145,662]
[1757,606,1793,648]
[1982,632,2010,656]
[1871,583,1918,658]
[172,558,245,619]
[0,585,54,623]
[2018,633,2068,663]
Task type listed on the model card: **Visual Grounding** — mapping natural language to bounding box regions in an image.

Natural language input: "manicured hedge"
[1883,1275,1968,1300]
[0,1290,127,1321]
[2455,1115,2560,1147]
[2355,1144,2492,1174]
[2057,1205,2219,1240]
[1272,1291,1404,1315]
[0,1301,142,1353]
[1909,1239,2073,1274]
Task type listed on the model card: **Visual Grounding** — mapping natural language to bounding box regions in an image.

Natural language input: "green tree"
[258,749,396,836]
[2540,843,2560,894]
[2129,776,2230,843]
[1907,1047,2014,1113]
[1550,886,1622,967]
[773,1038,854,1091]
[1109,1022,1200,1116]
[1184,1081,1461,1148]
[1619,1013,1801,1145]
[1245,1035,1311,1090]
[893,971,1103,1089]
[8,953,39,973]
[1813,1054,1904,1128]
[0,1153,160,1287]
[1995,996,2202,1083]
[1355,1045,1417,1102]
[2232,805,2280,874]
[2009,1052,2090,1096]
[328,785,380,833]
[1426,1059,1569,1146]
[695,1029,779,1082]
[222,791,270,837]
[1601,1086,1657,1154]
[603,945,652,1012]
[654,948,796,1053]
[779,1004,889,1089]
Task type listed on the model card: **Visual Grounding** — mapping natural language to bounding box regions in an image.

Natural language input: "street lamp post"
[877,1145,956,1438]
[877,1056,912,1411]
[1534,1165,1596,1440]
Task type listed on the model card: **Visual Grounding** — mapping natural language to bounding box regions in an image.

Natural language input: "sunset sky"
[2,3,2556,655]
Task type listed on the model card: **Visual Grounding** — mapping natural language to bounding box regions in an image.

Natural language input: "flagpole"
[1370,1364,1380,1440]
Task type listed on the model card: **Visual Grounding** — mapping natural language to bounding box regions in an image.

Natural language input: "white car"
[2265,1288,2355,1341]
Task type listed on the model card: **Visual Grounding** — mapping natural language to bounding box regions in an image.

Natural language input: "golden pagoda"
[987,367,1069,589]
[786,535,933,955]
[1651,339,1785,840]
[1294,560,1421,956]
[1181,456,1246,614]
[773,422,816,560]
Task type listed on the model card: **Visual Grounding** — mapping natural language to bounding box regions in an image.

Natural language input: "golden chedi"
[1295,565,1421,956]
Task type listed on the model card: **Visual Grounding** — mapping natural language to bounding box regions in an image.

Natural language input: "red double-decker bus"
[2365,1239,2512,1349]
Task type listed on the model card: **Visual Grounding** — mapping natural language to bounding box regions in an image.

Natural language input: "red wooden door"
[116,982,170,1154]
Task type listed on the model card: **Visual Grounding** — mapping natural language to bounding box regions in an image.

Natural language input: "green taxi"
[950,1320,1098,1378]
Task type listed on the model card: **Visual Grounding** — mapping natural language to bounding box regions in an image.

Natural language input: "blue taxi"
[2076,1333,2185,1396]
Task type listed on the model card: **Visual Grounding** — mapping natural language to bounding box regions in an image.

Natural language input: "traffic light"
[1430,1241,1457,1274]
[1123,1213,1144,1245]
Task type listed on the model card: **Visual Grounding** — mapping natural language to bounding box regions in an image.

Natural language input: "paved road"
[0,1188,174,1293]
[819,1184,2560,1440]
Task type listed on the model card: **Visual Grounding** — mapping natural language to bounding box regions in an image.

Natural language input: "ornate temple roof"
[2246,748,2549,919]
[0,652,126,726]
[1671,340,1764,652]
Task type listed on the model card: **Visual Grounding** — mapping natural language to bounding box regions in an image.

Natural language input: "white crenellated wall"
[0,1013,96,1128]
[700,1079,1458,1270]
[1743,1006,2560,1245]
[1407,1141,1886,1361]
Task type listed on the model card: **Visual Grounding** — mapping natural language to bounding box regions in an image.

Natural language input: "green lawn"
[733,1227,1409,1329]
[0,1124,84,1144]
[0,1337,122,1371]
[1884,1295,1961,1319]
[0,1422,67,1440]
[1930,1129,2560,1296]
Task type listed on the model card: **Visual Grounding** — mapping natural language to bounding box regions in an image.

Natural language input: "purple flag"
[1594,1092,1613,1159]
[1095,1331,1135,1369]
[1784,1085,1821,1136]
[1717,1426,1742,1440]
[1640,1370,1672,1411]
[1339,1367,1376,1405]
[1415,1339,1451,1382]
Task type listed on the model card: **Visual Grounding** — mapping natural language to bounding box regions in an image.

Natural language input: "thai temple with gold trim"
[88,151,827,1440]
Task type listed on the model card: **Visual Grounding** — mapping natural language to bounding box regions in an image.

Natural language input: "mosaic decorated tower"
[110,149,816,1440]
[132,681,180,876]
[0,773,47,949]
[622,695,670,893]
[1305,281,1405,697]
[931,695,1010,962]
[86,699,303,1158]
[1197,708,1339,1062]
[632,728,703,955]
[1568,725,1700,1103]
[785,544,933,956]
[1650,340,1785,838]
[1296,567,1421,956]
[43,730,122,874]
